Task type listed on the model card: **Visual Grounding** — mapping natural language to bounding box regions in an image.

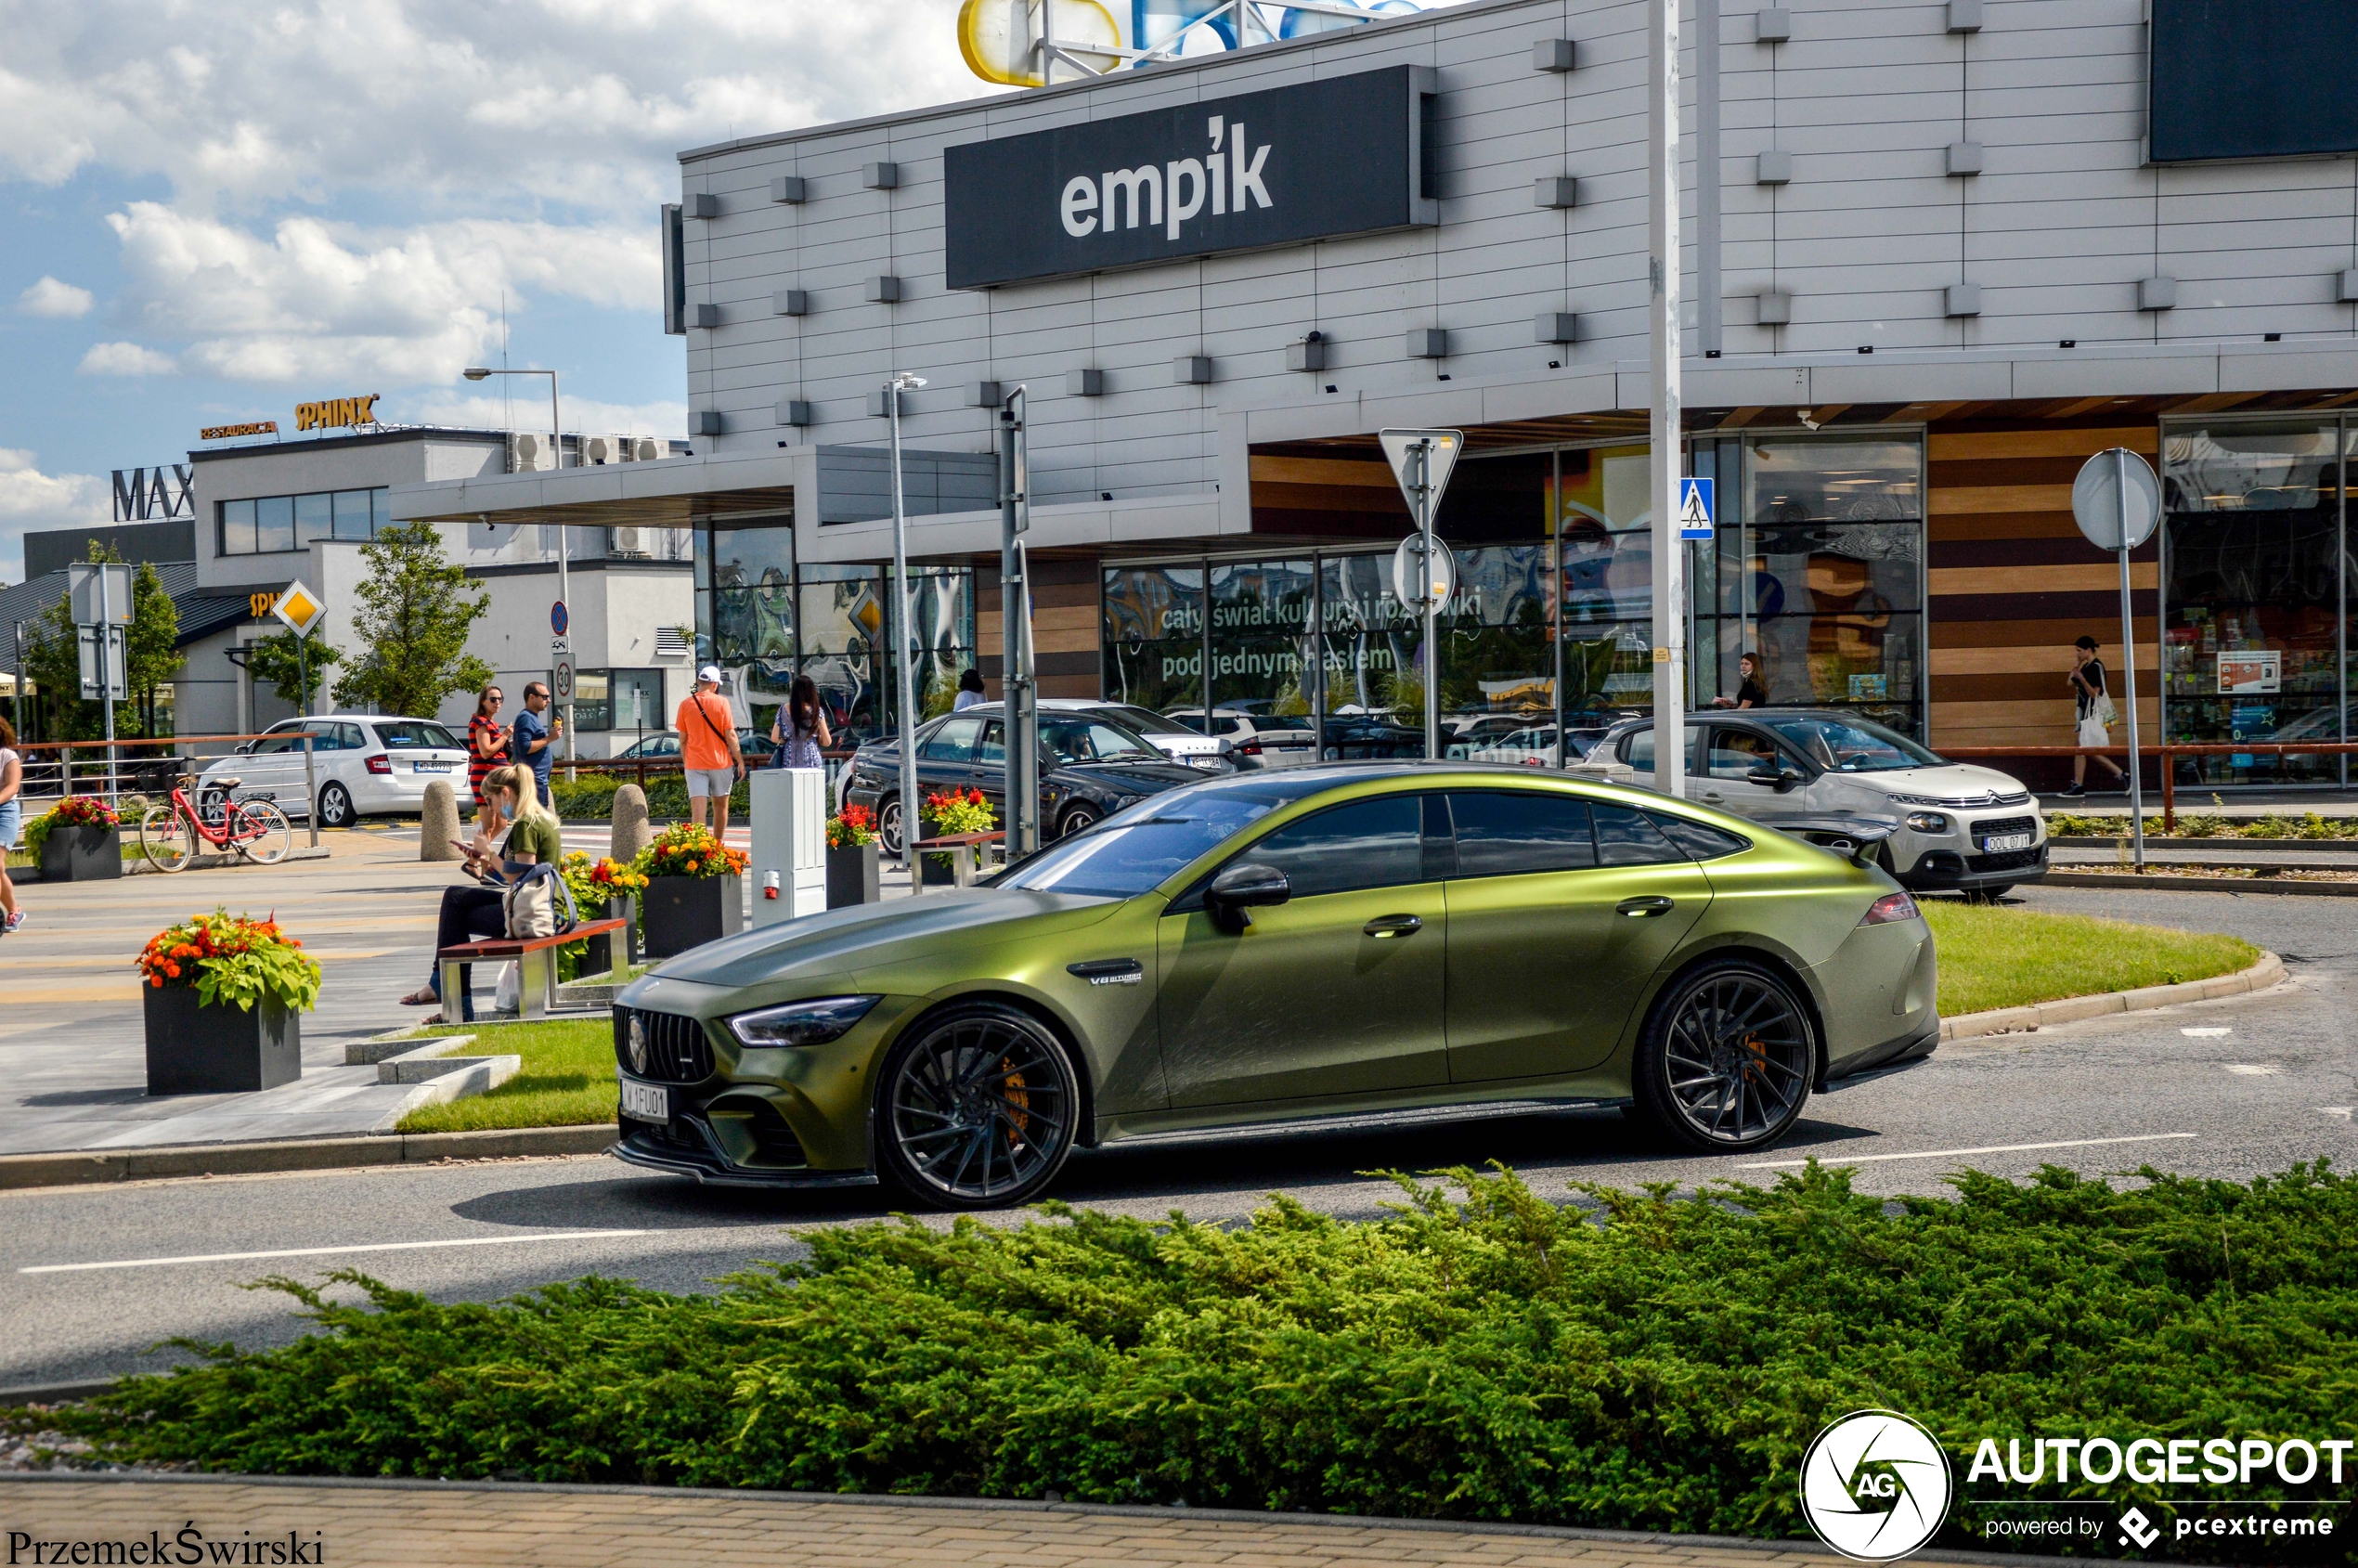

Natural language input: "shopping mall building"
[394,0,2358,787]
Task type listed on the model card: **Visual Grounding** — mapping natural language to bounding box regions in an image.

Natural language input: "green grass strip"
[395,1018,617,1134]
[1923,902,2255,1017]
[9,1163,2353,1556]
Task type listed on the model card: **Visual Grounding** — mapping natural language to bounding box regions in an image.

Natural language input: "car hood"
[1821,763,2032,806]
[1049,759,1207,790]
[628,888,1121,991]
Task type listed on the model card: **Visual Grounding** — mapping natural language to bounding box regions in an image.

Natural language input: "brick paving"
[0,1476,2010,1568]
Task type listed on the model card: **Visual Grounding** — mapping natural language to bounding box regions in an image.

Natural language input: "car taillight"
[1236,740,1263,755]
[1859,891,1920,927]
[364,754,393,775]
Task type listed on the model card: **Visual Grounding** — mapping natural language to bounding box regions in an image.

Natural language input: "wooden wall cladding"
[1927,424,2161,751]
[977,558,1104,697]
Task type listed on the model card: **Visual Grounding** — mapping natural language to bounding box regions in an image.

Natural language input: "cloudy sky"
[0,0,1004,581]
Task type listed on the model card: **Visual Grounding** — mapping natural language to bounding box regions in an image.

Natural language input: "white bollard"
[749,768,828,927]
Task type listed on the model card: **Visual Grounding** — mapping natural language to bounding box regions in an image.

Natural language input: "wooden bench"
[913,829,1005,889]
[437,916,629,1023]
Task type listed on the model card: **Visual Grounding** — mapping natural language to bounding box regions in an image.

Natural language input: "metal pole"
[1419,442,1440,760]
[552,372,575,781]
[98,568,118,808]
[2117,447,2145,871]
[298,632,317,846]
[1647,0,1687,797]
[888,377,921,874]
[999,385,1039,857]
[1551,447,1566,769]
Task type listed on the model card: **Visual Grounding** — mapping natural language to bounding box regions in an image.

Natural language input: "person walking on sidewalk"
[510,681,558,810]
[2063,634,2127,797]
[467,685,510,811]
[678,665,745,836]
[0,716,23,935]
[768,673,831,771]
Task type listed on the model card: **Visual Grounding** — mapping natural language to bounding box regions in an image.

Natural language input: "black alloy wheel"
[1057,802,1101,839]
[1632,959,1816,1153]
[875,1001,1079,1210]
[317,782,356,829]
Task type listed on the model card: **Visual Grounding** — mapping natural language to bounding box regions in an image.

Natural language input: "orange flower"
[163,962,180,978]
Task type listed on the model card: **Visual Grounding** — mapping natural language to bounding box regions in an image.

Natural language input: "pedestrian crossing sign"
[1678,477,1715,541]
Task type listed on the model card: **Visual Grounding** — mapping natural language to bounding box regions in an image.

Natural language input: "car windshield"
[1039,717,1163,765]
[1098,706,1195,737]
[1758,715,1943,772]
[375,720,460,751]
[993,776,1336,899]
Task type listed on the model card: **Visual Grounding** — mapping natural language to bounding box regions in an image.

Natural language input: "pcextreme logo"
[1799,1409,1956,1562]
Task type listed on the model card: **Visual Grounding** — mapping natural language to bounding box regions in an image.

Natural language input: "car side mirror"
[1204,862,1290,932]
[1748,763,1807,793]
[235,741,254,755]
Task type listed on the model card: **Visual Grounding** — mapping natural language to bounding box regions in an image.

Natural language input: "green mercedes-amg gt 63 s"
[610,764,1938,1209]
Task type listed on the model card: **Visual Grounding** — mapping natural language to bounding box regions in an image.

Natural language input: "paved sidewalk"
[0,1475,1959,1568]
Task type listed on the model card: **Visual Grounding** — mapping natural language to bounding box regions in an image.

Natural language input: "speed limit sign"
[553,659,573,700]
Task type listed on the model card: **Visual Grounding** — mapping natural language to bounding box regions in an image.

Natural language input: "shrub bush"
[15,1163,2355,1559]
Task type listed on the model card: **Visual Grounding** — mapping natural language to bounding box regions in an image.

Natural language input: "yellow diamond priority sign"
[272,580,327,638]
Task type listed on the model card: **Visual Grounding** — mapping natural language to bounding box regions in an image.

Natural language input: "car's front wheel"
[877,795,904,858]
[875,1000,1080,1211]
[1630,958,1816,1154]
[1057,802,1101,838]
[317,781,356,829]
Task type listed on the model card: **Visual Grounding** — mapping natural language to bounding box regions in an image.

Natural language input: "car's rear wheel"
[875,1001,1079,1211]
[877,795,904,858]
[1057,802,1101,838]
[317,781,356,829]
[1631,958,1816,1154]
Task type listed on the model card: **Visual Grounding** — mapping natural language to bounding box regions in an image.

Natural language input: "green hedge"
[11,1164,2355,1556]
[550,773,747,822]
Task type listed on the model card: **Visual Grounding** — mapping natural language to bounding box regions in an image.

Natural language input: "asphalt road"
[3,882,2352,1393]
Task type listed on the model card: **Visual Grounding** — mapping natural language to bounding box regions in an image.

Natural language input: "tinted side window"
[1650,812,1752,861]
[1235,796,1423,899]
[976,721,1005,765]
[1448,791,1597,877]
[1593,802,1686,865]
[1620,729,1654,769]
[922,718,981,761]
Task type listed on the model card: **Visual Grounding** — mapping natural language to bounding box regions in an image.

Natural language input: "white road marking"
[19,1230,648,1275]
[2223,1065,2282,1076]
[2182,1026,2233,1037]
[2320,1108,2353,1121]
[1740,1133,2197,1170]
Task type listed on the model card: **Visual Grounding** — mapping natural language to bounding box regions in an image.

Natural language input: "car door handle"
[1364,914,1423,938]
[1702,791,1726,802]
[1616,896,1676,917]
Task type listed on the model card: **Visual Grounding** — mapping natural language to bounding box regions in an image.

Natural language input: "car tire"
[877,795,904,858]
[317,782,356,829]
[1965,885,2014,902]
[1630,957,1817,1155]
[874,1000,1080,1211]
[1057,803,1101,839]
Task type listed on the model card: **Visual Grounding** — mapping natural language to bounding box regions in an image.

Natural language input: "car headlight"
[1904,811,1950,834]
[725,995,881,1047]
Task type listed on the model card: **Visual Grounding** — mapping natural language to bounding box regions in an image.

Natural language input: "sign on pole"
[551,600,570,637]
[2070,447,2160,872]
[77,626,126,701]
[68,564,133,627]
[1391,534,1458,610]
[1678,477,1715,541]
[554,659,574,702]
[1379,429,1465,760]
[271,580,328,638]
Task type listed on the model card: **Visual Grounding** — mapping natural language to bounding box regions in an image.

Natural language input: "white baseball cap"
[696,664,722,684]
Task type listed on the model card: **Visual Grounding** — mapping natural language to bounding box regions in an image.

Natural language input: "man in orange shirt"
[676,665,746,836]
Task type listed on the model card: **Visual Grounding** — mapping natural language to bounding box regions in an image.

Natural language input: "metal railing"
[1941,743,2358,835]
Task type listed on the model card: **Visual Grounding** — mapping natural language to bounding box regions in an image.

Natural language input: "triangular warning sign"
[1378,428,1465,524]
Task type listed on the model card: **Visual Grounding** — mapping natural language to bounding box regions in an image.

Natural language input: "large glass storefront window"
[2161,419,2348,785]
[1103,565,1208,714]
[693,521,973,749]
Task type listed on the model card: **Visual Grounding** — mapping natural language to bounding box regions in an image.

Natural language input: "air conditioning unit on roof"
[507,432,556,473]
[610,526,650,557]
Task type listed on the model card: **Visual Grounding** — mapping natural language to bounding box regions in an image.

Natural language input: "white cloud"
[15,276,93,317]
[79,341,179,376]
[0,449,110,583]
[403,391,691,441]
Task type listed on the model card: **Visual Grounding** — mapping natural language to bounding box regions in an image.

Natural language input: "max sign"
[944,65,1437,290]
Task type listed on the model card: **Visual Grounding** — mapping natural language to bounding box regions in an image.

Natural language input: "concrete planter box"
[642,874,742,957]
[584,895,638,975]
[827,844,880,908]
[40,822,122,883]
[143,986,301,1095]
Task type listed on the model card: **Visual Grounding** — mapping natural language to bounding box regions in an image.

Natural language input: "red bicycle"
[139,772,293,872]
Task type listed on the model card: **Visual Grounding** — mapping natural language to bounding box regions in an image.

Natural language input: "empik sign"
[944,66,1437,290]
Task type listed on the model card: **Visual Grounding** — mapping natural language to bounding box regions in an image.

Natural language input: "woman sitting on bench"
[401,764,564,1015]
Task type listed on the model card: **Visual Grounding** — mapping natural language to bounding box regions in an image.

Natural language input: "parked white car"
[1160,707,1318,769]
[1600,708,2048,895]
[198,714,470,826]
[1042,699,1235,770]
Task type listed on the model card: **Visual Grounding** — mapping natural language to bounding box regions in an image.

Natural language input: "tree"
[243,628,344,712]
[330,522,493,718]
[126,560,183,736]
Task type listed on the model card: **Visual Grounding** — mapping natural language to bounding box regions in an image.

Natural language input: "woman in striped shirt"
[467,685,510,810]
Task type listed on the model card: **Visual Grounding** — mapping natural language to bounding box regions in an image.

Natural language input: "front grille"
[1972,814,2038,842]
[614,1007,715,1083]
[1969,846,2046,873]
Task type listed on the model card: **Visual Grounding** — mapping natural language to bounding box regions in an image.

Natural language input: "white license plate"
[412,760,452,772]
[1981,832,2033,852]
[619,1079,668,1121]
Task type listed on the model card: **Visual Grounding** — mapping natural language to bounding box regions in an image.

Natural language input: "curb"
[0,1124,615,1193]
[0,1471,2084,1568]
[1938,950,2285,1041]
[2050,834,2358,853]
[2042,870,2358,897]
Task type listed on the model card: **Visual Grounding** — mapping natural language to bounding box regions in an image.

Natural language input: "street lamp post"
[462,366,574,773]
[885,371,928,875]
